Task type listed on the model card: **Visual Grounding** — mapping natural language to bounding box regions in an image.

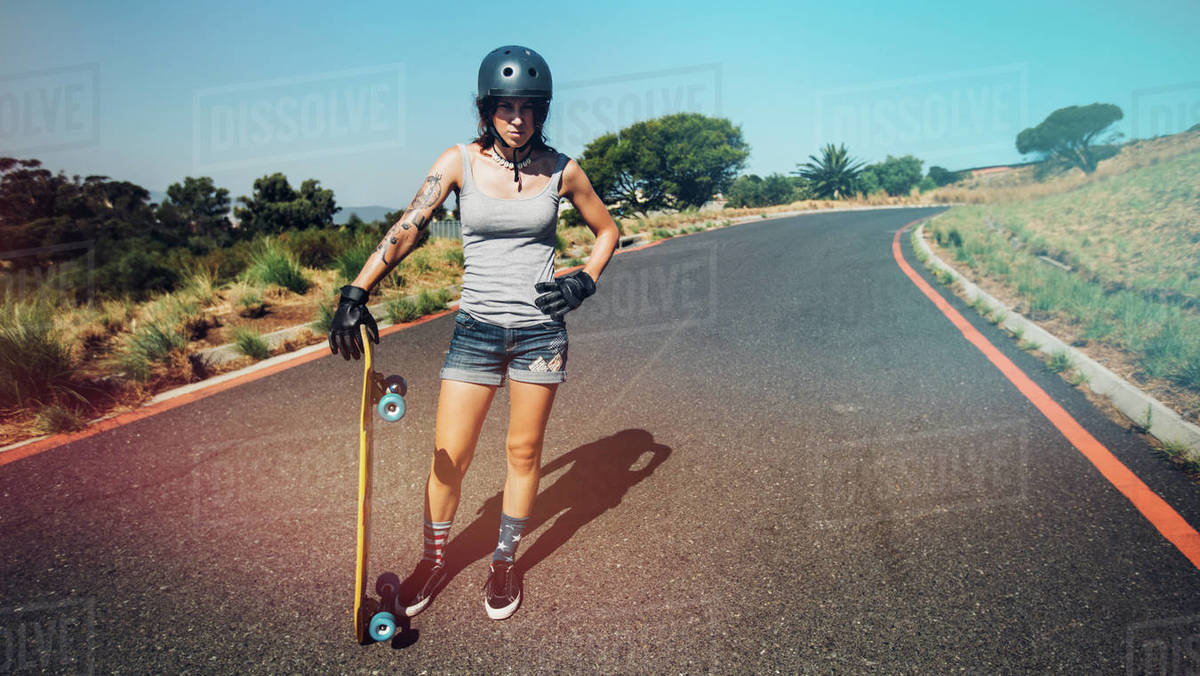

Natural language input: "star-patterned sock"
[492,512,529,563]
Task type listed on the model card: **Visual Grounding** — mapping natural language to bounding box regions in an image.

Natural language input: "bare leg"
[426,379,497,523]
[502,381,559,519]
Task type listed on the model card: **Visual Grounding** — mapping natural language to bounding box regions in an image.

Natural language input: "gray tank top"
[456,143,569,328]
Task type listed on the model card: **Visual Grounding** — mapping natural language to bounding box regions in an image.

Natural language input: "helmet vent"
[503,67,514,77]
[528,68,538,77]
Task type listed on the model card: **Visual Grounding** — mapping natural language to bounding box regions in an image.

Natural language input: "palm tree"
[792,143,865,200]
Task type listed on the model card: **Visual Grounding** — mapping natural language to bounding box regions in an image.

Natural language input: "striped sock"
[423,519,452,566]
[492,513,529,563]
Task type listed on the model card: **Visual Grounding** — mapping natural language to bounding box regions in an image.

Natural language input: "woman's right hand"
[328,285,379,360]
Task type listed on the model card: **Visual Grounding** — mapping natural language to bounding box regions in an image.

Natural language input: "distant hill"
[334,206,395,224]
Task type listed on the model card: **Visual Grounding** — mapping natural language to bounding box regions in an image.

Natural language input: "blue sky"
[2,0,1198,208]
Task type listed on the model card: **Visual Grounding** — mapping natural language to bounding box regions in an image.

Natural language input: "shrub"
[95,248,181,300]
[386,296,420,323]
[403,249,434,275]
[281,227,347,268]
[1171,355,1200,393]
[229,281,267,318]
[233,327,271,361]
[181,267,220,307]
[442,247,465,268]
[312,303,335,334]
[417,289,449,314]
[386,289,450,324]
[0,298,79,409]
[1047,351,1072,373]
[558,208,584,228]
[245,240,310,294]
[335,236,377,286]
[126,319,187,363]
[35,403,87,434]
[114,317,187,381]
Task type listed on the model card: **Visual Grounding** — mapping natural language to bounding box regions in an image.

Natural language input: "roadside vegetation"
[920,129,1200,469]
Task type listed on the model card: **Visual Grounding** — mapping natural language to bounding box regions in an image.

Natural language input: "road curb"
[913,223,1200,458]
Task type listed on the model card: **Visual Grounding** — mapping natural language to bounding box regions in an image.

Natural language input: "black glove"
[534,270,595,322]
[328,285,379,360]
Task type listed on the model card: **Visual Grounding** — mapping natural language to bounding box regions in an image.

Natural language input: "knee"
[505,438,542,475]
[430,447,470,488]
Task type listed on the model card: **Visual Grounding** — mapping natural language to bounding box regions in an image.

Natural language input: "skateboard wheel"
[378,393,405,422]
[369,611,397,641]
[383,375,408,397]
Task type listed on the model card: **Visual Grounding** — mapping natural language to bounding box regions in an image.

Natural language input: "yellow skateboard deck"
[353,325,406,643]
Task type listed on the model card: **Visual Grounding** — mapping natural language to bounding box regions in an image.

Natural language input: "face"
[491,96,538,147]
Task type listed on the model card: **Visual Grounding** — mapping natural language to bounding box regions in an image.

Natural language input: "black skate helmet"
[477,45,553,179]
[477,45,552,100]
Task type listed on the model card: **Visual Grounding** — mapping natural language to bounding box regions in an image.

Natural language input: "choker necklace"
[491,144,533,170]
[491,142,532,189]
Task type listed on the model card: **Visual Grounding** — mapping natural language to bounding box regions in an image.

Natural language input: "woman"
[328,45,620,621]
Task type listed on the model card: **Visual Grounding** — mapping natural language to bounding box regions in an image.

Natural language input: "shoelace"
[487,563,513,597]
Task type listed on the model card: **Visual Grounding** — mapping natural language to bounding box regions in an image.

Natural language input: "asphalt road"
[3,207,1199,674]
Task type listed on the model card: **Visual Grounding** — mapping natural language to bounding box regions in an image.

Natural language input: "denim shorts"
[440,309,568,386]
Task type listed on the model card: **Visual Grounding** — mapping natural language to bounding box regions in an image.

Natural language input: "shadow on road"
[442,428,672,586]
[375,428,671,648]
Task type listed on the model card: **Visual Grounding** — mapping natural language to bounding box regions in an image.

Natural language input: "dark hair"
[472,95,556,153]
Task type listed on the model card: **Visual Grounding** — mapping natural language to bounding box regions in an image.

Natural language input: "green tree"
[234,174,340,236]
[0,158,66,229]
[579,113,749,212]
[1016,103,1123,174]
[725,174,764,208]
[856,167,882,197]
[726,173,808,207]
[790,176,815,201]
[157,177,232,240]
[927,166,964,187]
[868,155,924,196]
[0,159,159,259]
[793,144,864,200]
[760,173,797,205]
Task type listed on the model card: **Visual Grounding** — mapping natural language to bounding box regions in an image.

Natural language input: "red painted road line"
[0,236,667,469]
[894,222,1200,571]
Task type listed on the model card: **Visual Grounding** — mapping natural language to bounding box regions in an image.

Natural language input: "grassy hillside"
[924,131,1200,438]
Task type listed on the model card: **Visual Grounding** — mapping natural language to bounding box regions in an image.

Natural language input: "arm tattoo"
[378,172,443,263]
[408,172,443,210]
[393,210,431,232]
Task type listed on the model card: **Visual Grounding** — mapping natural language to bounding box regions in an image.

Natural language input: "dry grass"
[932,131,1200,205]
[934,146,1200,308]
[1,236,467,447]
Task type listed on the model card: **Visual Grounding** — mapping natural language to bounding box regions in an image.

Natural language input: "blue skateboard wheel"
[377,393,405,422]
[369,611,396,641]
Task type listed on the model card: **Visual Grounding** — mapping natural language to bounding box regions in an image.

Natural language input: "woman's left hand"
[534,270,596,321]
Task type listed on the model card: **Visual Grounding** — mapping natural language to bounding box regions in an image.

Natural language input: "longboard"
[354,324,407,644]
